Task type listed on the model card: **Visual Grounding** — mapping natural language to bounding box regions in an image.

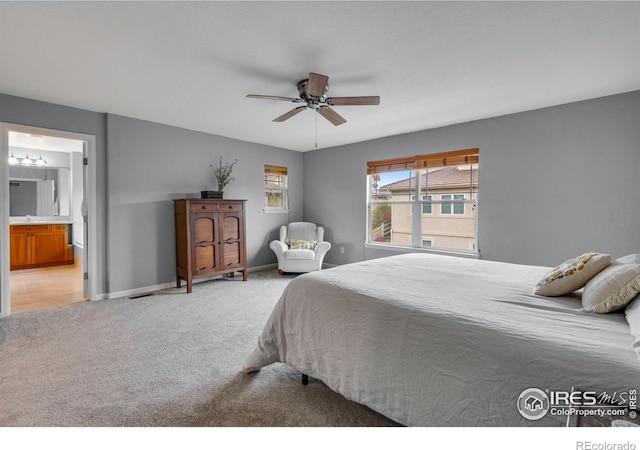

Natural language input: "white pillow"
[582,260,640,313]
[624,297,640,360]
[616,254,640,265]
[534,252,611,297]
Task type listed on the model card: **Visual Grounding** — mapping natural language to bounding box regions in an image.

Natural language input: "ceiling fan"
[246,72,380,126]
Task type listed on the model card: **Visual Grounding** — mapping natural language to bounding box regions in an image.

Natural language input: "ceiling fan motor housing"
[297,78,328,106]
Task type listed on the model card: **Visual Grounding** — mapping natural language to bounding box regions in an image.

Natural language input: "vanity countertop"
[10,220,74,225]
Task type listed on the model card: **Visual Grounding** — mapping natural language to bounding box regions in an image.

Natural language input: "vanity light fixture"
[7,153,47,166]
[21,155,34,165]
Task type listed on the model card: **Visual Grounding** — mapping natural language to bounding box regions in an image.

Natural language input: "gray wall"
[105,114,302,293]
[1,93,301,297]
[0,93,109,293]
[303,91,640,267]
[4,90,639,296]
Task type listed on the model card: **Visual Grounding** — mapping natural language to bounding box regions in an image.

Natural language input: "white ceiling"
[1,1,639,152]
[9,131,84,153]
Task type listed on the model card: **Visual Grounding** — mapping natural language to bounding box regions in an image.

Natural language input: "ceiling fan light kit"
[247,72,380,126]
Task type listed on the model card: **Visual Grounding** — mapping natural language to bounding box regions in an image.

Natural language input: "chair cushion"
[286,222,318,244]
[284,249,316,260]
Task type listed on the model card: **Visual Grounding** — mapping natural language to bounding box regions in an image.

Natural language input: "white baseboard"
[101,263,279,300]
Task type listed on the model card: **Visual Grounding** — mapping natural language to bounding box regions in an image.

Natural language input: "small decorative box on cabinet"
[173,199,248,293]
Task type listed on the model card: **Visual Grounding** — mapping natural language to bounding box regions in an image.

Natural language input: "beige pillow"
[582,261,640,313]
[534,252,611,297]
[289,239,317,250]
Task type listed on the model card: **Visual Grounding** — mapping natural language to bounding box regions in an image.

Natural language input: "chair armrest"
[279,225,287,243]
[314,241,331,260]
[270,240,288,258]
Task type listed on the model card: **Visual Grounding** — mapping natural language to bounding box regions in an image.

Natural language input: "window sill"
[363,242,480,259]
[263,208,289,214]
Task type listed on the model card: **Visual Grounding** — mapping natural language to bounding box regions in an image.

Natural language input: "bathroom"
[8,131,85,312]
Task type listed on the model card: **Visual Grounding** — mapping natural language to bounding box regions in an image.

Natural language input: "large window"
[367,148,479,254]
[264,165,288,211]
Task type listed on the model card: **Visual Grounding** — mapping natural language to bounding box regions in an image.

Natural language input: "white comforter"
[243,254,640,426]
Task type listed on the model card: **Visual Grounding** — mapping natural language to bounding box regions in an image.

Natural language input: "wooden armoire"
[173,199,247,293]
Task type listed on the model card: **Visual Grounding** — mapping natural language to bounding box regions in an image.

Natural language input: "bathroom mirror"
[9,166,71,218]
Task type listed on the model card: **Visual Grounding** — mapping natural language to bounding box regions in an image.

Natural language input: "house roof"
[382,167,478,191]
[1,2,640,152]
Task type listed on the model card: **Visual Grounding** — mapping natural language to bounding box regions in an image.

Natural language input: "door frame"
[0,123,98,317]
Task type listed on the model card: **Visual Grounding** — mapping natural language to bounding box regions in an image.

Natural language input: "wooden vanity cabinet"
[10,224,74,270]
[174,199,247,293]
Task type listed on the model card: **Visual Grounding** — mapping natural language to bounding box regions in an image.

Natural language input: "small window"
[264,165,288,211]
[421,239,432,247]
[441,194,465,215]
[422,195,432,215]
[410,194,432,215]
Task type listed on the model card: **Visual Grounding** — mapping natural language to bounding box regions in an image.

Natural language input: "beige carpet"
[0,269,397,427]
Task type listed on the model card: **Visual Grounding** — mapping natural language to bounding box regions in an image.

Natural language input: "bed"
[243,253,640,426]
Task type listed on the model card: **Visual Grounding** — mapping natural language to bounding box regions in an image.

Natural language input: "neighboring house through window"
[367,148,479,254]
[264,165,288,211]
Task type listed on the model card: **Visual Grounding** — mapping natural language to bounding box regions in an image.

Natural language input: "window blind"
[264,165,288,176]
[367,148,479,174]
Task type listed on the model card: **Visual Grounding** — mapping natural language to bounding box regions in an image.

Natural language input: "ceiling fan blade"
[317,106,347,126]
[307,73,329,97]
[326,96,380,106]
[246,94,302,102]
[273,106,307,122]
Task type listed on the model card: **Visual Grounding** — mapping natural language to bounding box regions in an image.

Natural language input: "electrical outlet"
[340,246,345,254]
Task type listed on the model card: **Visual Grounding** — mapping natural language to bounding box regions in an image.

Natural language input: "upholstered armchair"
[270,222,331,274]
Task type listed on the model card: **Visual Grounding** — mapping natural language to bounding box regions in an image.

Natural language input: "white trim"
[0,125,9,317]
[263,208,289,214]
[0,123,98,317]
[104,264,279,300]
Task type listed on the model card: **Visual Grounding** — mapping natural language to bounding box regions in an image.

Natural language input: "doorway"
[1,123,97,317]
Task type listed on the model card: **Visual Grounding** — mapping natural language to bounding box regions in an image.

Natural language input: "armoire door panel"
[195,244,216,272]
[221,216,240,240]
[222,242,241,267]
[194,216,216,243]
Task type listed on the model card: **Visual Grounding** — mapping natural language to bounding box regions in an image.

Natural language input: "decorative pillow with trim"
[582,259,640,313]
[533,252,611,297]
[289,239,317,250]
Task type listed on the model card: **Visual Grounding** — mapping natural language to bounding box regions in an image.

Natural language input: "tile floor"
[10,257,86,313]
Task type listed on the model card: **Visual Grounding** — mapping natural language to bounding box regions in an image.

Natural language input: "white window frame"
[440,193,466,215]
[365,149,479,257]
[263,166,288,213]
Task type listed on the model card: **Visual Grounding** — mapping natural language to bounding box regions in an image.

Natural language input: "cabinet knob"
[228,206,233,209]
[202,205,207,209]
